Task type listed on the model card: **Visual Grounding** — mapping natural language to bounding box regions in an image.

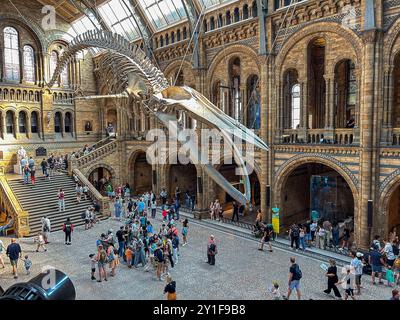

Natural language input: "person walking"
[6,238,22,279]
[350,251,364,295]
[40,158,47,176]
[323,220,332,248]
[35,232,47,252]
[317,225,326,250]
[23,164,30,184]
[231,201,239,222]
[286,257,302,300]
[369,244,386,285]
[62,218,74,245]
[41,216,51,244]
[30,165,36,185]
[258,224,273,252]
[336,265,356,300]
[323,259,342,299]
[174,197,180,221]
[299,225,306,251]
[206,235,217,265]
[213,200,222,221]
[58,188,65,212]
[151,199,157,219]
[289,223,300,250]
[164,275,177,300]
[182,219,189,246]
[209,201,215,220]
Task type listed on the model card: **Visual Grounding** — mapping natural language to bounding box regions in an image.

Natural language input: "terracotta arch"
[207,44,260,85]
[163,60,193,79]
[273,154,359,238]
[378,169,400,236]
[85,163,116,180]
[275,22,362,77]
[384,17,400,66]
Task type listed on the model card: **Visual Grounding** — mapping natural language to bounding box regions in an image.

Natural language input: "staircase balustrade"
[0,169,30,237]
[72,168,110,217]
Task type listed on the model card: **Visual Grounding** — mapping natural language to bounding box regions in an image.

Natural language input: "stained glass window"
[4,27,20,81]
[23,45,35,82]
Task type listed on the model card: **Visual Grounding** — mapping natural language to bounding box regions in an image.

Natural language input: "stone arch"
[128,148,153,195]
[274,154,359,206]
[85,163,116,180]
[378,169,400,237]
[207,44,260,85]
[273,154,359,235]
[275,22,362,78]
[384,17,400,66]
[163,59,196,88]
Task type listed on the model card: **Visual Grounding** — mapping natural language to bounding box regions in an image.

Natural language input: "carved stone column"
[26,114,32,139]
[1,112,6,139]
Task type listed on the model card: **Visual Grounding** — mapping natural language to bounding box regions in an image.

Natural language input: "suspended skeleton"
[49,30,268,205]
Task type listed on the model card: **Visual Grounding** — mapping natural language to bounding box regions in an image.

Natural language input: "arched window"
[31,111,38,133]
[4,27,20,81]
[6,111,14,134]
[183,27,187,39]
[210,17,215,30]
[252,1,258,17]
[234,8,240,22]
[54,112,61,133]
[226,11,231,25]
[291,84,301,129]
[18,111,27,133]
[171,31,175,43]
[65,112,72,133]
[165,34,169,46]
[23,45,35,82]
[61,64,69,86]
[50,51,58,83]
[203,20,207,32]
[218,14,223,28]
[177,29,181,41]
[160,36,164,47]
[243,4,249,19]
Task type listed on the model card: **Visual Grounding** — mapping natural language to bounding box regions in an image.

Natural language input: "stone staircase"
[7,173,103,235]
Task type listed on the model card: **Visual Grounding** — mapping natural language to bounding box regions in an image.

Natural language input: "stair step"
[6,172,106,236]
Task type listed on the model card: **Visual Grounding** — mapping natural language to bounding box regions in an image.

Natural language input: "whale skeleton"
[49,30,269,204]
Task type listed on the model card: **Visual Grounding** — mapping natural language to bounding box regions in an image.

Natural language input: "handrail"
[0,171,30,237]
[72,168,110,217]
[69,137,118,174]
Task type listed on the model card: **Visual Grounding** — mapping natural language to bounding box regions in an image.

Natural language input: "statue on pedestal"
[15,146,28,175]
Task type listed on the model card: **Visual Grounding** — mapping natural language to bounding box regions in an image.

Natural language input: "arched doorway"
[388,185,400,235]
[278,162,354,232]
[131,152,152,195]
[88,167,113,194]
[168,163,197,203]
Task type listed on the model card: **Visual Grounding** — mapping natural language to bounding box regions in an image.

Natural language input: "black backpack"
[64,223,72,233]
[291,227,299,238]
[293,264,302,280]
[392,244,399,256]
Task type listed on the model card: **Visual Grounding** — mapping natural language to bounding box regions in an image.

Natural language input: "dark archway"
[88,167,113,194]
[388,185,400,235]
[131,152,152,195]
[168,163,197,203]
[280,162,354,232]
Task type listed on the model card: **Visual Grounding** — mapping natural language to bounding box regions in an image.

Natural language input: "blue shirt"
[370,250,383,266]
[147,225,154,234]
[138,201,145,212]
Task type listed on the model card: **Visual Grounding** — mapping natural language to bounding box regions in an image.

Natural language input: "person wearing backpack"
[62,218,74,245]
[384,239,397,268]
[41,216,51,244]
[289,224,300,250]
[286,257,302,300]
[96,244,108,282]
[207,235,218,265]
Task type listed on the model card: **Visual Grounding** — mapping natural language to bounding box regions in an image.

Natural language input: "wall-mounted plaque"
[36,147,47,157]
[84,121,93,132]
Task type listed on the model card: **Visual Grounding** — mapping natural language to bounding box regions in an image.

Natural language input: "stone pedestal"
[193,208,210,220]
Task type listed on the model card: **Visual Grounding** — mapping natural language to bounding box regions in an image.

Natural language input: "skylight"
[138,0,186,30]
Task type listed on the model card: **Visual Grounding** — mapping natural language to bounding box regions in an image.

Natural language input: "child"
[35,232,47,252]
[24,255,32,275]
[89,253,96,280]
[182,219,189,246]
[270,282,281,300]
[125,246,133,268]
[386,266,395,287]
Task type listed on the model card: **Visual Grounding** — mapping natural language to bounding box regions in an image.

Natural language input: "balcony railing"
[281,128,356,145]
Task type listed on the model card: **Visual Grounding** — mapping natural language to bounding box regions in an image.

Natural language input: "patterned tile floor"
[0,214,395,300]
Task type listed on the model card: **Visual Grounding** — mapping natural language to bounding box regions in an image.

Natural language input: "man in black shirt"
[116,226,125,258]
[231,201,239,222]
[6,238,22,279]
